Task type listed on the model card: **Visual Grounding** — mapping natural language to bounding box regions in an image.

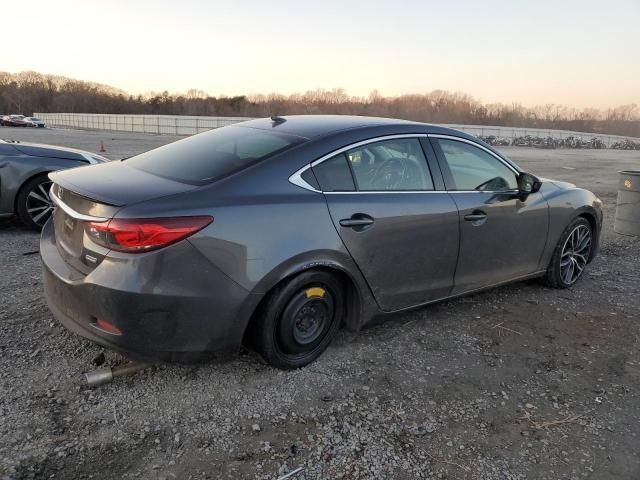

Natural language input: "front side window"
[345,138,433,191]
[436,139,518,191]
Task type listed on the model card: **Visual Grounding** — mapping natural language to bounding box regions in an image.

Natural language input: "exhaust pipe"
[84,363,150,387]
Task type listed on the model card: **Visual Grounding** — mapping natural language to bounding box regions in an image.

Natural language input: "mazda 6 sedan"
[41,116,602,369]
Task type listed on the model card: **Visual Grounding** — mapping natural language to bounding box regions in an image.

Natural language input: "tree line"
[1,71,638,137]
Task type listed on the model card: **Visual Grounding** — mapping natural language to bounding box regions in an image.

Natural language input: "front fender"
[0,156,86,214]
[538,183,603,269]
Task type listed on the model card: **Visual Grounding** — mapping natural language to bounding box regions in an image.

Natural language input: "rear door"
[313,135,459,312]
[430,135,549,294]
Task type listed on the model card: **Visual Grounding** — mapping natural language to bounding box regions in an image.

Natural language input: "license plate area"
[53,207,84,258]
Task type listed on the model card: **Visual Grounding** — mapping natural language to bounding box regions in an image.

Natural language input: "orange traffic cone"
[99,142,106,153]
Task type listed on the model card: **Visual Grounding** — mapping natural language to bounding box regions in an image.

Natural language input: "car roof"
[234,115,519,173]
[235,115,480,142]
[236,115,426,139]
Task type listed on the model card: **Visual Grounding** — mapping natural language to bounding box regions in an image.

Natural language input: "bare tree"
[1,71,638,137]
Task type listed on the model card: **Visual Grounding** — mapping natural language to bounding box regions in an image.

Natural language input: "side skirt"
[363,270,548,326]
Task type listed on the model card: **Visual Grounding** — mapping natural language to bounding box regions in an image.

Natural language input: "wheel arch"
[573,206,600,262]
[241,256,377,347]
[13,170,53,214]
[576,208,596,233]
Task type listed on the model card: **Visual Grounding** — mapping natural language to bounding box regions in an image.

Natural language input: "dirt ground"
[1,127,639,480]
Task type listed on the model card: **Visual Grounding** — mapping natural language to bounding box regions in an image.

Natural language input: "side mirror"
[518,173,541,195]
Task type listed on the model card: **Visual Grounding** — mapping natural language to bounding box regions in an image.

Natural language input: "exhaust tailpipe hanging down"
[84,363,151,387]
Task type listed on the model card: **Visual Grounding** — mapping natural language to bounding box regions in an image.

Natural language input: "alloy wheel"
[25,180,54,227]
[560,224,592,285]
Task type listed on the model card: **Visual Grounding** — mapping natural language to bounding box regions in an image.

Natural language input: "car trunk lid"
[49,160,199,206]
[49,161,199,274]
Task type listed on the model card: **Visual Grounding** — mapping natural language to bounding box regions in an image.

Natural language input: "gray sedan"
[0,139,106,229]
[41,116,602,369]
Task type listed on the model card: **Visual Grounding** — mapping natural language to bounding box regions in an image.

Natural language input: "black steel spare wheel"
[251,270,344,369]
[278,286,335,354]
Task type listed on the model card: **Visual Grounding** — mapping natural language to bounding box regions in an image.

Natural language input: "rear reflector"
[85,216,213,253]
[95,318,123,335]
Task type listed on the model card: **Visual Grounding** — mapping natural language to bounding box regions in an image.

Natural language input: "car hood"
[49,159,198,206]
[12,142,105,162]
[539,177,576,190]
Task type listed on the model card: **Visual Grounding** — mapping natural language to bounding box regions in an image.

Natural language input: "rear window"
[126,126,305,184]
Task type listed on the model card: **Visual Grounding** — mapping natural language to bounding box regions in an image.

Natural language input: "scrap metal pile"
[478,134,639,150]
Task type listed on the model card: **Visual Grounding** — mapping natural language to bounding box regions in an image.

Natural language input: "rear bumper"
[40,219,263,362]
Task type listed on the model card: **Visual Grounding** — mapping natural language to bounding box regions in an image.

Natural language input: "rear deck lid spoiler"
[48,160,199,207]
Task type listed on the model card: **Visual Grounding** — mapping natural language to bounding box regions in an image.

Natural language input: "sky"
[4,0,639,109]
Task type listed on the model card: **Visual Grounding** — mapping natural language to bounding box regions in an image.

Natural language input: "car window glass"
[344,138,434,191]
[126,126,304,185]
[216,134,291,160]
[312,154,355,191]
[437,139,518,191]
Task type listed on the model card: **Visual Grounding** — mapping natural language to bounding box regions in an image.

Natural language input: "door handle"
[464,211,488,223]
[340,214,374,228]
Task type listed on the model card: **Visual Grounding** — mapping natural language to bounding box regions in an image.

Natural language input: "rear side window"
[312,155,355,192]
[126,126,305,185]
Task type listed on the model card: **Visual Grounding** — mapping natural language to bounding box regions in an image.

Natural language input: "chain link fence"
[34,113,640,149]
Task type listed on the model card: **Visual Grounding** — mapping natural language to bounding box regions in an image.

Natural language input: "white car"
[24,117,46,128]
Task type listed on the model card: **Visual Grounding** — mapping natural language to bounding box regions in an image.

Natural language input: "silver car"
[24,117,46,128]
[0,139,106,229]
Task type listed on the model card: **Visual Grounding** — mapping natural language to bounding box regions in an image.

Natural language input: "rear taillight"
[85,216,213,253]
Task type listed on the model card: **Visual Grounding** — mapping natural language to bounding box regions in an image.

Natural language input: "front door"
[313,136,460,311]
[430,136,549,294]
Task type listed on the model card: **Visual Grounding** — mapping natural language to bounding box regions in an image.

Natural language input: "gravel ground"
[1,127,639,479]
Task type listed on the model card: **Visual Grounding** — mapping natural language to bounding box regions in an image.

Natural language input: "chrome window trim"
[288,134,428,193]
[427,134,520,175]
[324,191,444,195]
[309,134,428,167]
[324,189,520,195]
[446,189,520,194]
[287,133,521,194]
[49,185,109,222]
[289,169,321,193]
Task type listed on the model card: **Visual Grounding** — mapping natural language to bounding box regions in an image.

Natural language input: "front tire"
[545,217,593,288]
[251,270,344,369]
[16,175,54,230]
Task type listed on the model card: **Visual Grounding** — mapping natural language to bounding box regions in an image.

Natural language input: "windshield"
[126,126,305,185]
